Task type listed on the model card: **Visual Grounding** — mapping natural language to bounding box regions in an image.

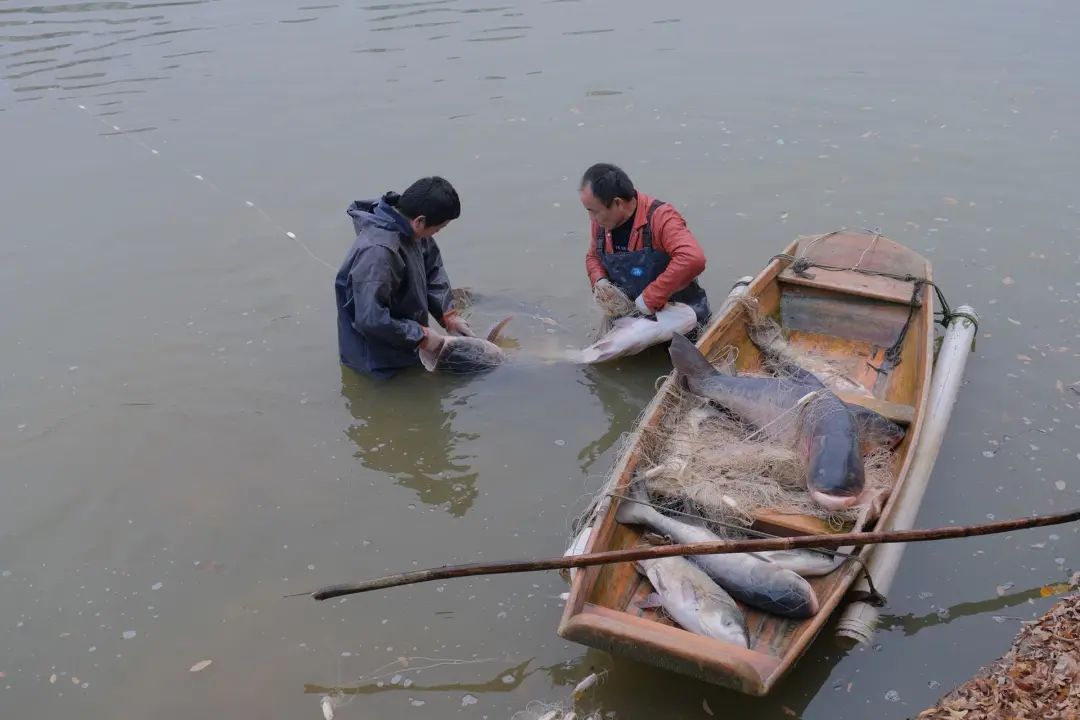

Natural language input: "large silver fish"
[668,333,865,510]
[635,555,750,647]
[419,317,511,374]
[617,483,820,618]
[579,302,697,364]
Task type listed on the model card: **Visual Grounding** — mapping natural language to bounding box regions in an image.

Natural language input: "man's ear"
[411,216,427,234]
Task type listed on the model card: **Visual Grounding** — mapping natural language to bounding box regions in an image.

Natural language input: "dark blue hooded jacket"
[335,193,455,379]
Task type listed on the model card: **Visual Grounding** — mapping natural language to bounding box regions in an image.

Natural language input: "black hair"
[580,163,635,207]
[396,176,461,226]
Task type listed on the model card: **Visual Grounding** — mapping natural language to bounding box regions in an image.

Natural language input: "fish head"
[806,432,865,510]
[699,594,751,648]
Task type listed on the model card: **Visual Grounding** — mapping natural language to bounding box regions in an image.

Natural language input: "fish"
[668,333,865,510]
[745,309,873,397]
[845,402,906,451]
[746,324,906,452]
[579,302,697,364]
[635,555,750,647]
[751,548,845,577]
[419,316,512,374]
[617,482,819,617]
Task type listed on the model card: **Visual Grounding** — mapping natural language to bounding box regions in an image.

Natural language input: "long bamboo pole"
[300,509,1078,601]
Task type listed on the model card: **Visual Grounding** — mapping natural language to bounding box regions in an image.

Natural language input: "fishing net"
[634,379,895,533]
[570,302,900,540]
[592,281,636,338]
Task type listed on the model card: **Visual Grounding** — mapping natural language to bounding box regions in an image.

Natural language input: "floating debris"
[189,660,212,673]
[122,630,137,640]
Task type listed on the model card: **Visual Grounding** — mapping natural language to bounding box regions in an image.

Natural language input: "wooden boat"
[557,229,935,695]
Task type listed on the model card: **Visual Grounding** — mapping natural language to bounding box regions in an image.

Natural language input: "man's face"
[580,185,631,231]
[410,217,450,239]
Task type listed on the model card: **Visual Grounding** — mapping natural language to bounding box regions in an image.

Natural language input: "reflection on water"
[340,366,481,518]
[877,583,1057,637]
[575,352,670,476]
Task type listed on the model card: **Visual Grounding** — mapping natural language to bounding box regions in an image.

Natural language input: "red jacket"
[585,191,707,312]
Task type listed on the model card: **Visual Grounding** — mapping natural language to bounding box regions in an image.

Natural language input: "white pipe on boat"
[835,305,979,645]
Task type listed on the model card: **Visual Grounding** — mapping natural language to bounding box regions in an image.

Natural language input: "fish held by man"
[579,302,697,364]
[616,482,820,618]
[635,555,750,648]
[667,333,866,511]
[419,316,512,374]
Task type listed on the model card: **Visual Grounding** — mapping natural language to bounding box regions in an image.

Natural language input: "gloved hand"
[444,314,475,337]
[418,329,445,354]
[635,294,657,318]
[594,278,614,291]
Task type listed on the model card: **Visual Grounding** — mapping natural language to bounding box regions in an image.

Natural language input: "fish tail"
[485,315,512,343]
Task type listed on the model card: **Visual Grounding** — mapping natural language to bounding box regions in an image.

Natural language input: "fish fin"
[636,593,664,610]
[667,333,717,379]
[485,315,512,343]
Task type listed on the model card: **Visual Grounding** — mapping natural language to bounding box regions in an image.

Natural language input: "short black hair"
[396,176,461,226]
[581,163,635,207]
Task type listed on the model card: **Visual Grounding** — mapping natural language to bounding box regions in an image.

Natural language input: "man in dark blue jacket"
[335,176,473,379]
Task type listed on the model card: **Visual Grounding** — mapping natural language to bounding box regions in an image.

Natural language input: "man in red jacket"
[580,163,711,325]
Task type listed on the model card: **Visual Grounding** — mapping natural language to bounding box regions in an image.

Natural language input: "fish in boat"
[667,333,865,510]
[745,309,872,396]
[752,548,845,577]
[634,554,750,647]
[616,482,820,617]
[579,302,697,364]
[846,403,906,451]
[419,316,512,374]
[745,323,906,451]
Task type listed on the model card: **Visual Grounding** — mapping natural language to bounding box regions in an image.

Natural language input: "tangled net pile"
[634,376,895,533]
[569,297,899,542]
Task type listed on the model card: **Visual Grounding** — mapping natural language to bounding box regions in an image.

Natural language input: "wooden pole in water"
[836,305,979,645]
[300,508,1078,601]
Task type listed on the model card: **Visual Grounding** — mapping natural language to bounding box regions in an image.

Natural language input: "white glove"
[634,294,654,316]
[594,278,613,290]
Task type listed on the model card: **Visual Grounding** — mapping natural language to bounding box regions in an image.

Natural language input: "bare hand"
[445,315,475,337]
[419,332,445,354]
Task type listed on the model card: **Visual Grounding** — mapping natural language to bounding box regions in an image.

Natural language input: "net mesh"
[572,301,899,539]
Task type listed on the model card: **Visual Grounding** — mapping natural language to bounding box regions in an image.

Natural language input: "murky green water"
[2,1,1078,718]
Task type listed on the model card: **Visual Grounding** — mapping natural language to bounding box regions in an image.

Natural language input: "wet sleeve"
[350,246,426,349]
[422,240,455,324]
[642,207,707,311]
[585,219,608,286]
